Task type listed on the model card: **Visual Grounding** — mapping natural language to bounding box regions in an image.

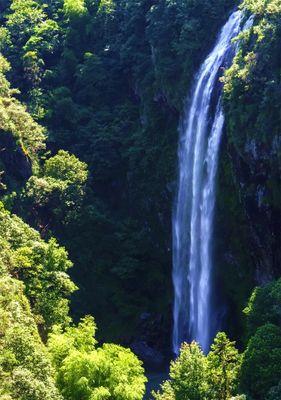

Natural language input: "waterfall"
[172,10,247,355]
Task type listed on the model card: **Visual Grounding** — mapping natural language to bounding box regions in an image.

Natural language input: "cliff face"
[215,131,280,341]
[226,5,280,276]
[215,2,281,338]
[229,137,280,282]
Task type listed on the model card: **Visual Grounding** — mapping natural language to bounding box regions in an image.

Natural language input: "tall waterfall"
[172,10,246,354]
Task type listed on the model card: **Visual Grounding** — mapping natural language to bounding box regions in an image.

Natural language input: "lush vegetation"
[0,0,241,342]
[154,277,281,399]
[0,201,147,398]
[0,0,280,399]
[153,333,241,400]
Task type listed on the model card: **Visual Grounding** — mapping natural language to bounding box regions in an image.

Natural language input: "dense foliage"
[239,279,281,399]
[240,323,281,399]
[153,333,241,400]
[153,289,281,400]
[48,316,146,400]
[0,0,242,343]
[0,36,147,397]
[0,275,62,399]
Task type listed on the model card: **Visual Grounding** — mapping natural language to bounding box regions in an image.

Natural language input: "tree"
[243,279,281,338]
[64,0,87,18]
[154,334,242,400]
[266,381,281,400]
[0,55,45,158]
[59,344,146,400]
[48,317,147,400]
[47,316,97,370]
[207,332,241,400]
[240,324,281,399]
[153,342,208,400]
[0,202,76,330]
[6,0,46,46]
[24,150,88,226]
[0,275,61,399]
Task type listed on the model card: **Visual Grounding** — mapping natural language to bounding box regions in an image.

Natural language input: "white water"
[172,10,246,354]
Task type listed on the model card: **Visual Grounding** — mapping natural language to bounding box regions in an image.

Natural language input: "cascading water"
[172,10,251,355]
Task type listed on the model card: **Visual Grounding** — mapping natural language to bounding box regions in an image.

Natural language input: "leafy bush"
[243,279,281,338]
[153,333,240,400]
[266,381,281,400]
[0,202,76,329]
[25,150,88,225]
[48,316,147,400]
[240,324,281,399]
[0,275,61,399]
[0,55,45,158]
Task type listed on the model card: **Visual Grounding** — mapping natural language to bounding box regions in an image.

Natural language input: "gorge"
[0,1,280,398]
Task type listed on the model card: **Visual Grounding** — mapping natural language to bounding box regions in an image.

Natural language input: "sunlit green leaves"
[154,334,241,400]
[0,203,76,329]
[48,316,146,400]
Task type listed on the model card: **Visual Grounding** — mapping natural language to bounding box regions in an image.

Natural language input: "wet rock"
[131,340,165,370]
[129,311,172,370]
